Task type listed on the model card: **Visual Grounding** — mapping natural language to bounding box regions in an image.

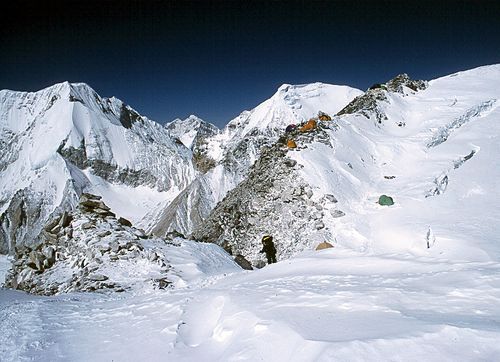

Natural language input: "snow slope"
[291,64,500,260]
[193,65,500,265]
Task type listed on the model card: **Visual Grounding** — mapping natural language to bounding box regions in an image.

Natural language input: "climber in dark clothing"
[260,235,277,264]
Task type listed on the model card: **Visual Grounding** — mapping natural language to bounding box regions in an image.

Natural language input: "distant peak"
[186,114,203,121]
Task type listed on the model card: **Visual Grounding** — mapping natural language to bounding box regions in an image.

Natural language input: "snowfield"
[1,64,500,361]
[2,248,500,361]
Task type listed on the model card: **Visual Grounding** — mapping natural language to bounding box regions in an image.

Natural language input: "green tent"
[378,195,394,206]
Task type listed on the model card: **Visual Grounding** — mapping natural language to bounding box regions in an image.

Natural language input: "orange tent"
[299,119,317,132]
[287,139,297,149]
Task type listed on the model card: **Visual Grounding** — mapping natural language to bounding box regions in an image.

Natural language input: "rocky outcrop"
[385,73,427,93]
[337,74,427,125]
[4,194,174,295]
[193,121,342,266]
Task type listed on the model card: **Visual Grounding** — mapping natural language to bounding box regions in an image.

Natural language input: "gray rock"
[234,254,253,270]
[330,209,346,218]
[98,230,112,238]
[154,278,171,289]
[43,246,56,265]
[50,225,62,235]
[88,274,108,282]
[118,217,133,227]
[315,221,325,230]
[81,193,102,201]
[44,217,61,233]
[58,211,73,228]
[28,251,45,271]
[324,194,338,203]
[312,212,322,220]
[81,222,94,230]
[110,242,120,253]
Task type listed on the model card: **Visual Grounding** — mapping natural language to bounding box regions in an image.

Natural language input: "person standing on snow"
[260,235,277,264]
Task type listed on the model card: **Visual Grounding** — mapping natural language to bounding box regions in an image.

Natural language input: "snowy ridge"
[151,83,363,236]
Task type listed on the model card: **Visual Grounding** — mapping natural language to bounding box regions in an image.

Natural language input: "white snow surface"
[2,65,500,361]
[288,64,500,260]
[2,248,500,361]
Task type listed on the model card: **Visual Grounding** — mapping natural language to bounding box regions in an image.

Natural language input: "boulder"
[81,193,102,201]
[118,217,133,227]
[43,246,56,266]
[44,217,61,233]
[315,221,325,230]
[88,274,108,282]
[81,222,94,230]
[324,194,338,203]
[330,209,346,218]
[58,211,73,228]
[234,254,253,270]
[154,277,171,289]
[28,251,45,271]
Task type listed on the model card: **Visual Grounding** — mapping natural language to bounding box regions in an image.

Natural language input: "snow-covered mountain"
[151,83,363,236]
[2,65,500,361]
[0,82,197,253]
[166,115,219,151]
[194,66,500,266]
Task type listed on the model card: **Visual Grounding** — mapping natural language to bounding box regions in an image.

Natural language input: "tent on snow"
[378,195,394,206]
[300,119,317,132]
[318,111,331,121]
[316,241,334,250]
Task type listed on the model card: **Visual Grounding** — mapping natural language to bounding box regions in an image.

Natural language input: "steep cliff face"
[0,82,197,253]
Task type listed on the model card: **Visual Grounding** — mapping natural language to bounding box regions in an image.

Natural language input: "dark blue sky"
[1,1,499,127]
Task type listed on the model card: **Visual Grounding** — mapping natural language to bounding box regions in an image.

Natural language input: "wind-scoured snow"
[2,248,500,361]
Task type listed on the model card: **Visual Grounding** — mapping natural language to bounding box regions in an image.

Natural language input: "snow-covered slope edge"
[194,65,500,265]
[0,82,197,253]
[3,193,240,295]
